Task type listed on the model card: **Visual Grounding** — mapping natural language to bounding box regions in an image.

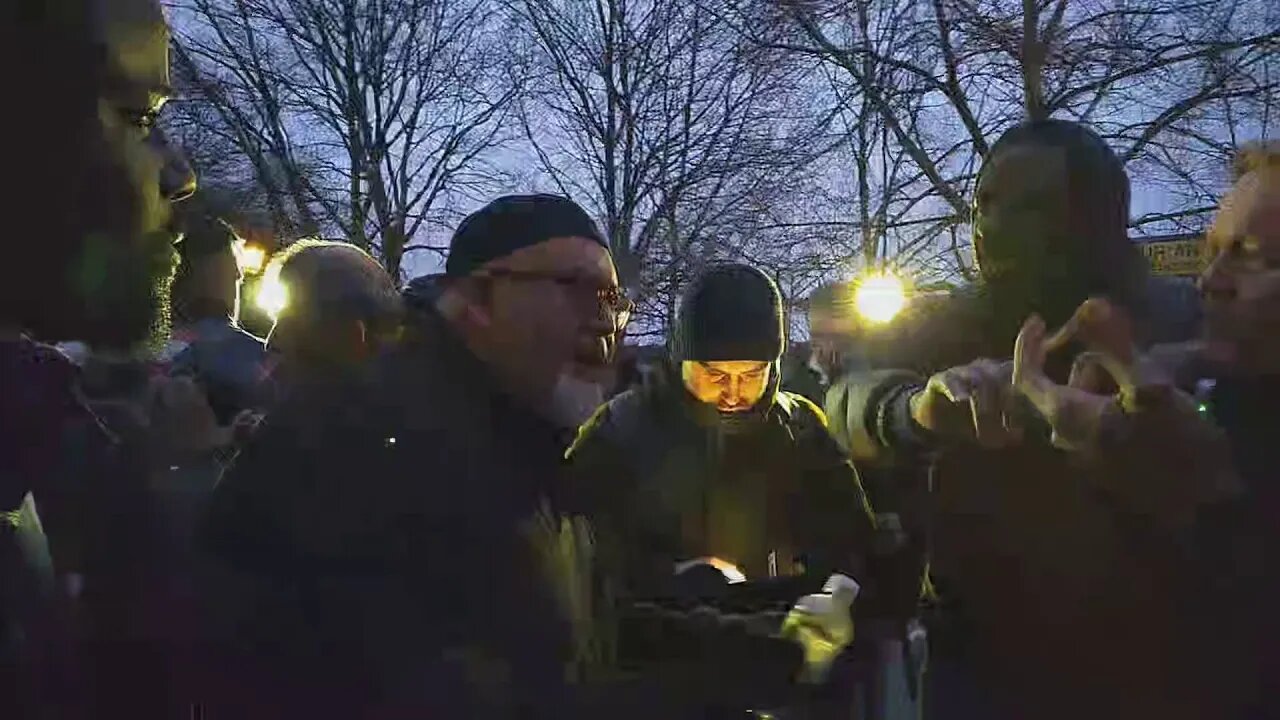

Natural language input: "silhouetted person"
[261,239,402,394]
[1,0,200,715]
[166,211,269,423]
[824,120,1215,719]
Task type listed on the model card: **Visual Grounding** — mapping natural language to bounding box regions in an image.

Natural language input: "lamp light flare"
[853,271,906,324]
[256,265,288,320]
[236,239,268,275]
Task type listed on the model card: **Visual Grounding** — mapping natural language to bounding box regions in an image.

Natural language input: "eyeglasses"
[480,267,635,324]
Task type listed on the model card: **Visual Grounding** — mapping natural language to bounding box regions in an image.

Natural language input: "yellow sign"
[1139,239,1205,277]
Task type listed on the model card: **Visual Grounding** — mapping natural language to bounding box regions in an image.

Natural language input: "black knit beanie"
[446,194,607,278]
[671,264,785,362]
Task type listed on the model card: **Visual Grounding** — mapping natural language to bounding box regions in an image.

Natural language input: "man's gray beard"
[546,370,606,429]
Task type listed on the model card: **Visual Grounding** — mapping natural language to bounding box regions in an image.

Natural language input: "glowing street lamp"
[853,269,907,325]
[234,239,268,275]
[255,264,289,321]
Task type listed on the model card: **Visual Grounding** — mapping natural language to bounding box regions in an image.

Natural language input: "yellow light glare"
[236,241,268,275]
[674,557,747,584]
[256,266,289,320]
[853,271,906,324]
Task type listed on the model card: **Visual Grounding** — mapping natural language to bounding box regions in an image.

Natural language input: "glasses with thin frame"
[480,267,634,327]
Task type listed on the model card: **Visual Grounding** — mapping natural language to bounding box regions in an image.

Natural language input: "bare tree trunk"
[1021,0,1047,121]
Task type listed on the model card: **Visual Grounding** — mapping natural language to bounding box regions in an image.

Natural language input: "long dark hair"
[981,120,1149,327]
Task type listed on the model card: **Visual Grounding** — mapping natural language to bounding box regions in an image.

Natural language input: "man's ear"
[440,278,494,330]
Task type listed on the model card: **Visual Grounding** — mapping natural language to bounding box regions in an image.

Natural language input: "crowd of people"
[2,0,1278,718]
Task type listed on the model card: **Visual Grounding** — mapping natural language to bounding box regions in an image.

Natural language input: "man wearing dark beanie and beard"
[561,263,910,718]
[201,194,632,717]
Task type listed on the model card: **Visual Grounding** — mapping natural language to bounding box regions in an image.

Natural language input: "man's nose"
[149,127,197,202]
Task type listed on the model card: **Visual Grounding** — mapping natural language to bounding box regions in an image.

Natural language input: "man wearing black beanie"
[562,263,903,717]
[436,193,627,427]
[203,193,636,717]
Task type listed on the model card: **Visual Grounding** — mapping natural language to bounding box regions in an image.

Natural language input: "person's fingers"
[1070,338,1137,396]
[1045,304,1085,354]
[1013,315,1047,390]
[1045,384,1113,452]
[1043,298,1141,394]
[1068,352,1114,394]
[1001,389,1027,442]
[1085,300,1136,368]
[929,369,972,404]
[969,360,1016,447]
[1097,354,1137,396]
[971,395,1010,447]
[1050,298,1138,362]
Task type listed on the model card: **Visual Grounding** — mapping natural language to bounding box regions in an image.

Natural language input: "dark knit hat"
[445,194,607,278]
[671,263,785,362]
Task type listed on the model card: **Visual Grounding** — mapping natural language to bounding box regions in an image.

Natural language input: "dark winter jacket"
[1203,377,1280,717]
[164,317,271,423]
[1,337,89,699]
[825,325,1247,719]
[1,338,90,587]
[200,307,584,718]
[0,338,202,718]
[562,363,908,713]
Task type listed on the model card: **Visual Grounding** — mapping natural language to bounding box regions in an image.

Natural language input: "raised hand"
[911,358,1023,448]
[1015,298,1243,525]
[1014,298,1172,452]
[1014,314,1112,451]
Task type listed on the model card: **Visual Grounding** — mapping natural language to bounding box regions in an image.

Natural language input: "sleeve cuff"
[876,382,934,454]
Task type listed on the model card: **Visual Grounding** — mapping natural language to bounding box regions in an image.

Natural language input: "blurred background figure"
[164,210,270,424]
[1195,140,1280,718]
[806,281,864,391]
[260,239,402,394]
